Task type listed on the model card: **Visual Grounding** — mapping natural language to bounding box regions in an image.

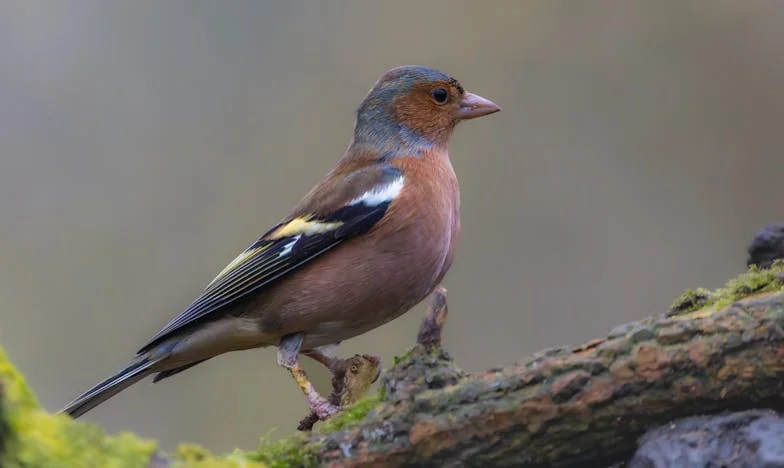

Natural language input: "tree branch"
[1,263,783,467]
[305,265,784,467]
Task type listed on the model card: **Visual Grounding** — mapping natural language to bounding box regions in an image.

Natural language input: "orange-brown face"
[393,79,467,143]
[393,76,501,145]
[354,66,500,149]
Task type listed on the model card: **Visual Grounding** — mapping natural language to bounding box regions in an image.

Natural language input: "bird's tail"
[60,358,156,418]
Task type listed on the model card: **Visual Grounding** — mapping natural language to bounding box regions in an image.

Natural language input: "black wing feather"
[137,188,394,354]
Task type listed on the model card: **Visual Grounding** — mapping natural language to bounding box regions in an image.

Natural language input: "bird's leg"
[302,344,343,372]
[277,332,340,420]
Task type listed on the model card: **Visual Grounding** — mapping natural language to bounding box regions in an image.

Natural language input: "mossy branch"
[2,264,784,467]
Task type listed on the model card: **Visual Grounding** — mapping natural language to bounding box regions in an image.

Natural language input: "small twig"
[417,286,449,347]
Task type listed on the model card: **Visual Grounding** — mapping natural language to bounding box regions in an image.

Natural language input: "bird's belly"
[301,246,448,349]
[295,269,436,350]
[245,219,455,349]
[302,315,401,349]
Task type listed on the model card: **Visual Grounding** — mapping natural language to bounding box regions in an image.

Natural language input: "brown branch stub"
[417,286,449,347]
[297,354,381,431]
[380,286,466,403]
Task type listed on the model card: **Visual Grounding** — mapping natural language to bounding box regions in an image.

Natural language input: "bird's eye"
[431,88,449,104]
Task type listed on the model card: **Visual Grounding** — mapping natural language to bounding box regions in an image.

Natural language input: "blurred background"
[1,0,783,453]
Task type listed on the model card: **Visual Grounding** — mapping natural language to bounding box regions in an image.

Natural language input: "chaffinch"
[61,65,500,421]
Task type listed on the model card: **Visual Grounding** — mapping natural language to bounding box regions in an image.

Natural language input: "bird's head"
[352,66,500,154]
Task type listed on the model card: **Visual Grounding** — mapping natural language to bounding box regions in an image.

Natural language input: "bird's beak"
[458,92,501,120]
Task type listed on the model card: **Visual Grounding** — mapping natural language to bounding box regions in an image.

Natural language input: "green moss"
[175,443,214,461]
[672,261,784,317]
[248,433,321,468]
[169,443,264,467]
[0,347,39,412]
[393,347,415,365]
[315,392,383,433]
[0,346,158,468]
[712,262,784,310]
[0,345,282,467]
[669,287,711,314]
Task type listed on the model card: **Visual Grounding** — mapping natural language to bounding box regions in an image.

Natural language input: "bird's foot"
[306,389,341,420]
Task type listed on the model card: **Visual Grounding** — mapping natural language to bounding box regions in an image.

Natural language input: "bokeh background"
[2,0,783,453]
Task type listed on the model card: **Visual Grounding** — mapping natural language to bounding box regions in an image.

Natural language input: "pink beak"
[458,92,501,119]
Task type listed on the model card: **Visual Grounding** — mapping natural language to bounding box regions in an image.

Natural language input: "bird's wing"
[138,163,405,354]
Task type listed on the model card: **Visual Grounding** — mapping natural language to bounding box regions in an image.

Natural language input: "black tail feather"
[60,359,155,418]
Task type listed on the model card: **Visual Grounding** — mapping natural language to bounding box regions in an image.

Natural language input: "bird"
[60,65,501,421]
